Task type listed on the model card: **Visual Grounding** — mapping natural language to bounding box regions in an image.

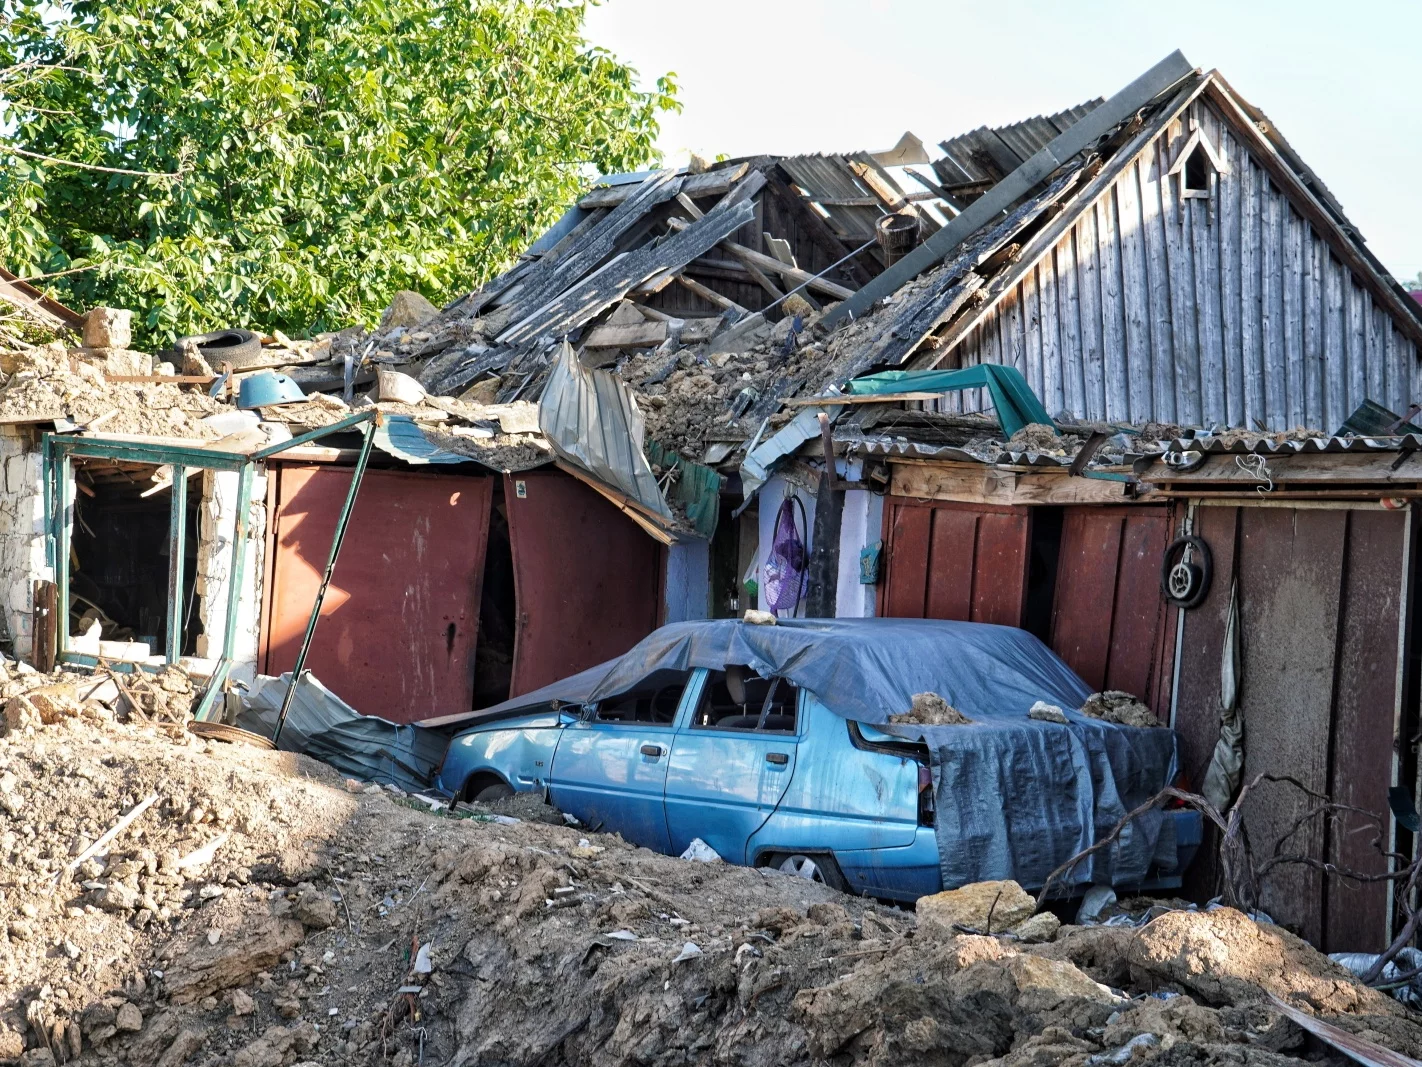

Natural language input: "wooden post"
[32,580,57,672]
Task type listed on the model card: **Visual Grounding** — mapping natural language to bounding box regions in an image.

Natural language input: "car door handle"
[640,744,664,759]
[765,752,789,766]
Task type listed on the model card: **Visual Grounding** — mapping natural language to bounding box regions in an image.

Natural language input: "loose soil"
[1,668,1418,1067]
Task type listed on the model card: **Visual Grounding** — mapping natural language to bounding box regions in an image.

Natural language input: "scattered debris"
[889,691,971,725]
[1028,700,1069,724]
[1081,691,1160,728]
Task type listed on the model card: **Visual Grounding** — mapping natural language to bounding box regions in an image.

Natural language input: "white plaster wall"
[195,468,267,682]
[663,539,710,623]
[0,428,55,658]
[835,479,884,619]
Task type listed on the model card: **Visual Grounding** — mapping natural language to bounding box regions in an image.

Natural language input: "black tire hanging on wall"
[1161,535,1212,610]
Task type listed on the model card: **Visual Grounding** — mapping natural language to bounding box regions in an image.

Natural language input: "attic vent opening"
[1167,122,1228,221]
[1183,146,1210,193]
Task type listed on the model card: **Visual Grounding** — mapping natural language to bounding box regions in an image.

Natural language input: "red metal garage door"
[1049,506,1175,712]
[879,499,1031,626]
[261,465,492,722]
[504,470,665,697]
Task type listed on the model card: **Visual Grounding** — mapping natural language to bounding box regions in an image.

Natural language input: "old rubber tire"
[176,328,263,368]
[472,782,515,803]
[187,721,276,750]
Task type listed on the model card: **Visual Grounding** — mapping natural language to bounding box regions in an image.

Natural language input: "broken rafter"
[674,274,746,315]
[665,217,856,300]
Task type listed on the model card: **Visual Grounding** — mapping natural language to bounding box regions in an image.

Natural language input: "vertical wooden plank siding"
[1079,208,1107,419]
[1039,256,1064,415]
[1172,504,1409,949]
[1099,191,1130,421]
[1118,161,1154,421]
[942,96,1420,431]
[1141,143,1178,423]
[1218,127,1244,428]
[1235,508,1346,947]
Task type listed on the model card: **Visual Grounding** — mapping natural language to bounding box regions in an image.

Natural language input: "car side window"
[693,667,798,733]
[590,669,690,726]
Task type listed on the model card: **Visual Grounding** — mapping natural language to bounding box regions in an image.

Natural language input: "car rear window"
[693,668,798,733]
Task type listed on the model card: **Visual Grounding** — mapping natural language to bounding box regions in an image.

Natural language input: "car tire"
[472,782,515,803]
[175,328,264,368]
[768,851,847,892]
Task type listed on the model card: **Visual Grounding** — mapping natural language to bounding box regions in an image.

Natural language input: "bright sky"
[583,0,1422,283]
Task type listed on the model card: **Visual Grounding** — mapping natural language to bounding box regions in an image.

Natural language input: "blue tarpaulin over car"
[444,618,1178,892]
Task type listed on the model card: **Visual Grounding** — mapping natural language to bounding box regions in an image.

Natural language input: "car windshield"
[693,667,798,732]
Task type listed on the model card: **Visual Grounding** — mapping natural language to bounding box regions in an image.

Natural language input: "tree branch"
[3,145,181,179]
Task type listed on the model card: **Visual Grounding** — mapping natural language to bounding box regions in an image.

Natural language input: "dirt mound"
[1,680,1419,1067]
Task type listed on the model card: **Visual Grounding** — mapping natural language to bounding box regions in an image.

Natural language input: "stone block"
[918,880,1037,938]
[81,307,133,349]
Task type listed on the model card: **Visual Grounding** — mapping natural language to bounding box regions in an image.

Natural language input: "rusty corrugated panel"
[263,465,493,723]
[504,470,664,697]
[879,499,1030,626]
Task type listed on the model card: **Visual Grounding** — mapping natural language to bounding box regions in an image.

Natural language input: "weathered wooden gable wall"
[942,96,1420,431]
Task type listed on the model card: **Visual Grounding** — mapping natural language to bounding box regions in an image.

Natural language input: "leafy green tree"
[0,0,676,347]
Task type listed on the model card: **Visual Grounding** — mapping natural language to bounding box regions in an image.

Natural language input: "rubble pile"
[0,693,1419,1067]
[0,342,223,440]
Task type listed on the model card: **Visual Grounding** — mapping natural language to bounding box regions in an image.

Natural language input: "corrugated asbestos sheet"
[938,93,1422,433]
[1164,432,1422,454]
[779,153,895,242]
[934,101,1103,191]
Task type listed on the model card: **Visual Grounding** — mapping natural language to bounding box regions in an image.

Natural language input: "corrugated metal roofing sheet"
[934,100,1103,189]
[779,153,889,241]
[1165,434,1422,455]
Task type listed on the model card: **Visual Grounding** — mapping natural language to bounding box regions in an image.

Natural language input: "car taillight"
[918,764,932,792]
[917,763,935,827]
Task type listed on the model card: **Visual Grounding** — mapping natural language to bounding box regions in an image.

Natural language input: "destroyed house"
[345,51,1421,949]
[10,49,1422,949]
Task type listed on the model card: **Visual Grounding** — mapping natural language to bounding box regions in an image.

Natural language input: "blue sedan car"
[434,619,1199,902]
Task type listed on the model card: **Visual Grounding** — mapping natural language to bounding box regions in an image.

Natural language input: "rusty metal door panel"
[504,470,663,698]
[925,507,978,620]
[882,503,932,618]
[1327,509,1407,952]
[969,510,1031,626]
[1050,507,1172,702]
[1110,511,1172,701]
[1050,510,1124,690]
[264,465,492,723]
[1236,507,1347,947]
[880,500,1030,626]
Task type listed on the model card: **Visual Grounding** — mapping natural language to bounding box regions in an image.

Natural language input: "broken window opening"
[473,483,516,709]
[592,668,691,724]
[694,667,799,733]
[69,458,200,660]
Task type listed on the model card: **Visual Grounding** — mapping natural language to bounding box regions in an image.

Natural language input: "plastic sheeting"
[237,673,446,793]
[456,618,1178,890]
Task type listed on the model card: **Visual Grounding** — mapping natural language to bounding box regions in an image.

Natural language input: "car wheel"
[472,782,515,803]
[774,852,847,891]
